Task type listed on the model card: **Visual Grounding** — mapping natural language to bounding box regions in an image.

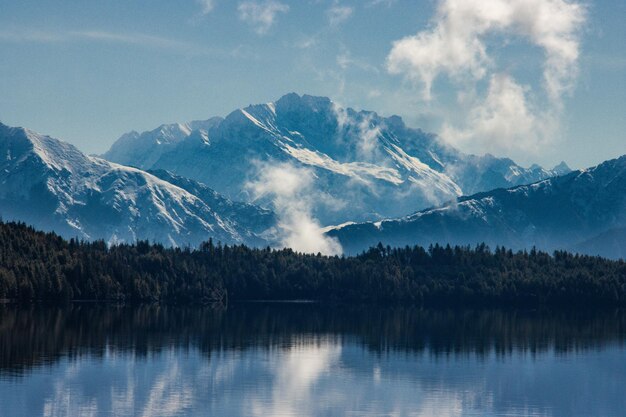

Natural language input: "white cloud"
[336,49,379,73]
[238,1,289,35]
[0,29,213,55]
[294,35,318,49]
[366,0,397,7]
[197,0,216,15]
[74,31,202,52]
[356,114,383,160]
[387,0,586,102]
[246,162,343,255]
[386,0,586,156]
[0,30,66,43]
[327,5,354,27]
[441,74,557,156]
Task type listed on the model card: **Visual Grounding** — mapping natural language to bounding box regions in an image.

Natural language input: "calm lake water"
[0,304,625,417]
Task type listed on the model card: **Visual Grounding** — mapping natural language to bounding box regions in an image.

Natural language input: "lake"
[0,303,625,417]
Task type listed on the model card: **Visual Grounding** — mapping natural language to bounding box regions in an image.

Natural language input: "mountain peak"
[552,161,571,175]
[153,123,192,143]
[0,123,89,173]
[274,93,332,114]
[102,94,570,225]
[587,154,626,177]
[0,121,275,248]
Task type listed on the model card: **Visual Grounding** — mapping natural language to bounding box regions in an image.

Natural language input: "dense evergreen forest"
[0,221,625,305]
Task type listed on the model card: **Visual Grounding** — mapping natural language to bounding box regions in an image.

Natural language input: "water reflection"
[0,304,625,417]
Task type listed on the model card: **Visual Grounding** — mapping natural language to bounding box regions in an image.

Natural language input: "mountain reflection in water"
[0,303,624,417]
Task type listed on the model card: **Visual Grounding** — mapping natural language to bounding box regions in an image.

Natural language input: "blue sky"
[0,0,623,168]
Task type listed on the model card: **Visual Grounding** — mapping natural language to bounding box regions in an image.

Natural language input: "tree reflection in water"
[0,303,624,376]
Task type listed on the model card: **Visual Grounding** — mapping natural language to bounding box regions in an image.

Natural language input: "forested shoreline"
[0,221,625,305]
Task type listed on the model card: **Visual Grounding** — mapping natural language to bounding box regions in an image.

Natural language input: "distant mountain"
[104,118,223,170]
[572,227,626,260]
[0,122,274,247]
[328,156,626,257]
[103,93,568,225]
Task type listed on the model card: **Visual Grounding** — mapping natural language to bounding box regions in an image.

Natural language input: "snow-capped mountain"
[104,118,222,170]
[147,169,277,238]
[327,156,626,257]
[0,122,274,247]
[103,93,568,225]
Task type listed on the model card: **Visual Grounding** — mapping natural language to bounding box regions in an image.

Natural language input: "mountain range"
[328,156,626,256]
[104,93,569,225]
[0,93,623,259]
[0,122,274,247]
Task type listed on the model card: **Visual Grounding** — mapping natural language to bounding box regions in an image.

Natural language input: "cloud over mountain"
[246,162,342,255]
[386,0,586,158]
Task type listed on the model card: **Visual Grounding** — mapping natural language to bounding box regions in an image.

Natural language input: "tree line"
[0,221,625,305]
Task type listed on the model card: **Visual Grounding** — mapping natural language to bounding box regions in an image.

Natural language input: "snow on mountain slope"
[327,155,626,256]
[104,93,567,225]
[103,117,222,169]
[148,169,277,240]
[0,122,272,247]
